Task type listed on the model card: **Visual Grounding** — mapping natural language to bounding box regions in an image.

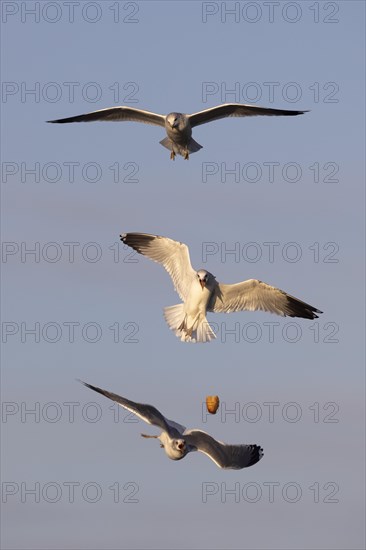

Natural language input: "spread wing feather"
[80,381,186,436]
[189,103,307,128]
[209,279,322,319]
[79,380,173,433]
[184,429,263,470]
[120,233,196,302]
[48,106,166,127]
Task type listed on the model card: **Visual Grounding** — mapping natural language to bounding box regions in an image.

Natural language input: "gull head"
[196,269,215,291]
[165,438,187,461]
[166,112,184,130]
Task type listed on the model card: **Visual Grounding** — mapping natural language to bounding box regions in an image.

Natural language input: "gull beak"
[199,280,206,290]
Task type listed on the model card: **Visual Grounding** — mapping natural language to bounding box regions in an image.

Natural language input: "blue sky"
[1,1,365,549]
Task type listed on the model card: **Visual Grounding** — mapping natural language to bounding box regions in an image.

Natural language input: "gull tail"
[163,304,216,343]
[187,138,203,153]
[159,137,173,151]
[159,137,203,156]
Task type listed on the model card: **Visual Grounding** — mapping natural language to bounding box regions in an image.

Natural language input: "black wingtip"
[120,232,157,250]
[47,119,63,123]
[77,378,94,390]
[77,379,106,397]
[46,116,80,124]
[276,109,309,116]
[286,295,323,320]
[251,445,264,466]
[284,109,309,116]
[312,308,323,319]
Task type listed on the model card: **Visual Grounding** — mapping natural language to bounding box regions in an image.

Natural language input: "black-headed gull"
[79,380,263,470]
[120,232,322,343]
[48,103,307,160]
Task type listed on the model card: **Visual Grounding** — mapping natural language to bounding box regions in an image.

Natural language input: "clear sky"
[1,1,365,549]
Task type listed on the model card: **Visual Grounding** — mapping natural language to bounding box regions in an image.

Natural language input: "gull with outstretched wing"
[120,232,322,343]
[48,103,307,160]
[80,380,263,470]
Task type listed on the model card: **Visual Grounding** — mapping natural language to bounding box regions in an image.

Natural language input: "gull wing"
[47,106,166,127]
[79,380,171,433]
[184,429,263,470]
[189,103,307,128]
[120,233,196,302]
[209,279,322,319]
[164,418,186,435]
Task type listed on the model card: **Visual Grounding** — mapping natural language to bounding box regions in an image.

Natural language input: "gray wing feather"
[79,380,170,432]
[189,103,307,127]
[209,279,322,319]
[184,429,263,470]
[165,419,186,435]
[120,233,196,302]
[47,106,166,127]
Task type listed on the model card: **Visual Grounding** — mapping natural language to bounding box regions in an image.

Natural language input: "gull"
[79,380,263,470]
[47,103,307,160]
[120,232,323,343]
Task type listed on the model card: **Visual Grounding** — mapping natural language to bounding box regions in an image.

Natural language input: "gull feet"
[184,151,189,160]
[170,151,176,161]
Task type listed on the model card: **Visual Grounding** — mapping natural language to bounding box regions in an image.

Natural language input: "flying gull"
[120,232,323,343]
[79,380,263,470]
[47,103,307,160]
